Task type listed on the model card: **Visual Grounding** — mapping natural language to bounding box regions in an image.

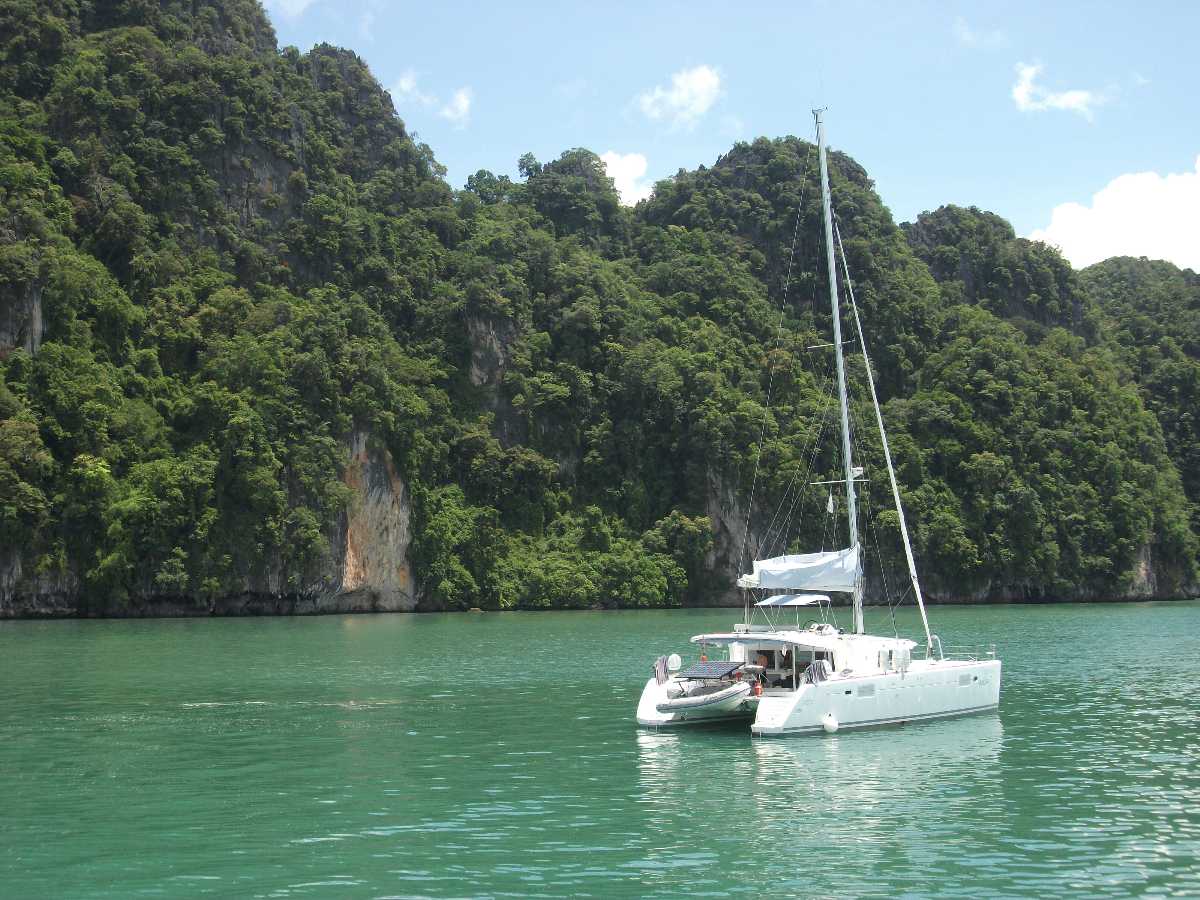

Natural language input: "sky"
[262,0,1200,271]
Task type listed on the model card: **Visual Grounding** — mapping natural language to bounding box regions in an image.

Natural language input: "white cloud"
[357,0,380,40]
[953,16,1006,48]
[390,69,436,108]
[439,87,472,128]
[390,72,473,129]
[601,151,653,206]
[264,0,320,18]
[1012,62,1103,121]
[636,65,721,129]
[1028,156,1200,270]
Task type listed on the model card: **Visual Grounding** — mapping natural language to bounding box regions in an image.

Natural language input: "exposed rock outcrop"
[705,472,762,605]
[0,550,77,617]
[466,314,526,446]
[702,478,1194,608]
[0,429,417,617]
[0,266,44,358]
[466,315,518,390]
[333,429,416,611]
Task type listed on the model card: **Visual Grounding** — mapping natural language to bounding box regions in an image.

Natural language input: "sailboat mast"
[814,109,864,634]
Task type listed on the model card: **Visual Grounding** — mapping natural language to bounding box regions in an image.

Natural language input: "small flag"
[826,491,834,514]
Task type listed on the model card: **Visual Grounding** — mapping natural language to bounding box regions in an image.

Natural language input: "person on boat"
[778,649,795,689]
[755,652,773,688]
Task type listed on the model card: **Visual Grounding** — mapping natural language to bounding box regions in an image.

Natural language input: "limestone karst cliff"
[0,1,1196,616]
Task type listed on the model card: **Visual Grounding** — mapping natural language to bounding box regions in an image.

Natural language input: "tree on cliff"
[0,0,1195,614]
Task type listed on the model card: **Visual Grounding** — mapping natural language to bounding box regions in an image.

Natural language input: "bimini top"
[755,593,828,607]
[690,630,916,653]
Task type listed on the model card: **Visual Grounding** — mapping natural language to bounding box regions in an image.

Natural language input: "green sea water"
[1,602,1198,898]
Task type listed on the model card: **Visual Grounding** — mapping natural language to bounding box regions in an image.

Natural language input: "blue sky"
[264,0,1199,269]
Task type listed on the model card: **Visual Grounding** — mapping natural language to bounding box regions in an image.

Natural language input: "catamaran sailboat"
[636,111,1002,735]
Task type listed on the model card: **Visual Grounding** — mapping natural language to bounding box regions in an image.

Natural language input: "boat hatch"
[678,661,743,680]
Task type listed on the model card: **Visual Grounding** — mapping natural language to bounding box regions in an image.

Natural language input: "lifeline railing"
[920,640,997,662]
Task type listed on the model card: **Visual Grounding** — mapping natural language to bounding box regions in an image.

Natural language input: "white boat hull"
[636,678,757,728]
[751,658,1001,735]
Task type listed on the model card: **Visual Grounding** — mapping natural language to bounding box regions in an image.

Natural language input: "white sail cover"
[737,544,860,592]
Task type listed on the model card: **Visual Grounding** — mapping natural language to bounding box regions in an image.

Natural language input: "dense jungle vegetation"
[1,0,1195,612]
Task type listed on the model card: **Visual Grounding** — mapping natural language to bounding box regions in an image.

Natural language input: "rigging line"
[834,215,933,648]
[841,311,900,630]
[783,292,832,546]
[780,152,829,528]
[763,352,830,542]
[765,376,834,560]
[735,143,815,575]
[760,369,837,556]
[818,480,833,553]
[758,416,812,552]
[782,375,837,557]
[760,468,802,558]
[824,580,840,631]
[778,375,838,555]
[826,234,892,632]
[848,402,899,637]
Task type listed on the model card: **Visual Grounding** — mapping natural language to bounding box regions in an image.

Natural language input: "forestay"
[737,544,860,592]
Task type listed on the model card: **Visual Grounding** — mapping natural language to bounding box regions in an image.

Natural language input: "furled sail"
[736,544,860,592]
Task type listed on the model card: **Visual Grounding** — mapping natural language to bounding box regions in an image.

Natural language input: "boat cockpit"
[737,644,837,693]
[689,626,842,695]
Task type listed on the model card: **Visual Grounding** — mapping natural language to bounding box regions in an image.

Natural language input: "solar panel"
[678,660,743,679]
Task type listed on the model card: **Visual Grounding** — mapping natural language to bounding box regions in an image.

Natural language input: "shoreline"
[2,592,1197,621]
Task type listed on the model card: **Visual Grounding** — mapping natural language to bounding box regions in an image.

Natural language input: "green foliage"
[904,205,1098,341]
[0,382,52,546]
[1082,257,1200,536]
[0,0,1193,614]
[885,308,1195,594]
[518,148,628,248]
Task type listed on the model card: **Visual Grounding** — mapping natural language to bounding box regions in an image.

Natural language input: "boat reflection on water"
[634,713,1005,884]
[637,712,1003,783]
[748,712,1005,813]
[753,710,1003,773]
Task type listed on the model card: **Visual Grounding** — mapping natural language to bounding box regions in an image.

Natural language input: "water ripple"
[0,604,1198,896]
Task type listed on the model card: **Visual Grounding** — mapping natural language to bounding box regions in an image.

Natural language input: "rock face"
[705,473,762,605]
[333,429,416,612]
[466,315,517,391]
[1127,542,1158,598]
[702,474,1194,608]
[0,269,44,358]
[0,550,77,617]
[465,314,527,448]
[0,429,417,617]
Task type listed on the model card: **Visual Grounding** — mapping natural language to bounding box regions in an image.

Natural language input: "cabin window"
[858,685,876,698]
[958,673,972,686]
